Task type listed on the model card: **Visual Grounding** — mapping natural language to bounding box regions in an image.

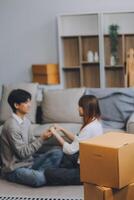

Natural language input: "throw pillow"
[42,88,85,123]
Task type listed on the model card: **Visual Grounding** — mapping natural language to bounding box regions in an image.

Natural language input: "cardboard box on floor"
[80,132,134,189]
[84,183,134,200]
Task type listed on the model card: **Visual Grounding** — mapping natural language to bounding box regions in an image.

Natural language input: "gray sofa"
[0,83,134,198]
[31,87,134,155]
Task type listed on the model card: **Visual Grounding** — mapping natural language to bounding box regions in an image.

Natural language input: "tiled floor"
[0,179,84,199]
[0,197,83,200]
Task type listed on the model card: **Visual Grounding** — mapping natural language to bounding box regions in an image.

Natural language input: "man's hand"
[41,130,52,140]
[53,124,63,131]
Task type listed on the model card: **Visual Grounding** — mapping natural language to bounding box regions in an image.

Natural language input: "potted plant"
[109,24,119,65]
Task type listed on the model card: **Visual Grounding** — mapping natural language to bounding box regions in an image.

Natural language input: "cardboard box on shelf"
[80,132,134,189]
[32,64,60,84]
[84,183,134,200]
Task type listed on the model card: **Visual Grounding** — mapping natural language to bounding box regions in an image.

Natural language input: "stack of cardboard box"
[32,64,60,84]
[80,132,134,200]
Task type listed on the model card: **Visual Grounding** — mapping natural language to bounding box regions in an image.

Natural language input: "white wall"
[0,0,134,85]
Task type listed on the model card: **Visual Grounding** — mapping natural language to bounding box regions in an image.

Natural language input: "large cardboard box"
[32,64,60,84]
[84,183,134,200]
[80,132,134,189]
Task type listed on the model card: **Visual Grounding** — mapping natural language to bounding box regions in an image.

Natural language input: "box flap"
[80,132,134,148]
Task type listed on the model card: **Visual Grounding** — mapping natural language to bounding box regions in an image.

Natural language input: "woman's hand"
[49,126,65,146]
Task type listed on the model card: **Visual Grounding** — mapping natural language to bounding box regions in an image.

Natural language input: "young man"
[0,89,63,187]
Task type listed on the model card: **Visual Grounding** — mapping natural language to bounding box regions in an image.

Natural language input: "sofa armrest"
[126,113,134,133]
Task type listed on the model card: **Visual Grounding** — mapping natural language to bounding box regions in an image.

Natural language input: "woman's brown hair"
[78,95,101,129]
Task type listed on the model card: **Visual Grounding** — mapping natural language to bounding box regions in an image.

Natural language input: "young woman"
[46,95,103,185]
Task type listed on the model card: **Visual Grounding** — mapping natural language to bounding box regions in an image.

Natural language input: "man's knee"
[22,170,46,187]
[8,168,46,187]
[31,174,46,187]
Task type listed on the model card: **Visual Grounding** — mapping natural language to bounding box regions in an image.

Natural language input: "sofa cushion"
[85,88,134,130]
[42,88,85,123]
[0,83,38,123]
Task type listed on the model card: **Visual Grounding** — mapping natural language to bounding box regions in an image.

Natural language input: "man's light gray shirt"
[0,114,44,173]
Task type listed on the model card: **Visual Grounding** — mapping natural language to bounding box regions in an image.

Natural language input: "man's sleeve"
[7,127,44,159]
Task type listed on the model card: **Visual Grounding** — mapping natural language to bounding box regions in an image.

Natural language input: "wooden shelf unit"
[58,12,134,88]
[58,13,100,88]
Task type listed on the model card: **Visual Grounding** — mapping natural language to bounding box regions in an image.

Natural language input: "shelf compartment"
[104,35,123,66]
[125,35,134,59]
[81,36,99,61]
[105,67,125,87]
[62,37,80,67]
[63,68,80,88]
[83,64,100,87]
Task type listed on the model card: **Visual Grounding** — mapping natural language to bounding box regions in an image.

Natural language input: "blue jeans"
[5,148,63,187]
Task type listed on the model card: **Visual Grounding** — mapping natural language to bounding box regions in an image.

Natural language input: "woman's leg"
[6,167,46,187]
[45,167,81,185]
[60,152,79,168]
[32,147,63,171]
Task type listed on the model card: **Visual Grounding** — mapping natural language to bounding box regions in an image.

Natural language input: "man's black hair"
[8,89,32,113]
